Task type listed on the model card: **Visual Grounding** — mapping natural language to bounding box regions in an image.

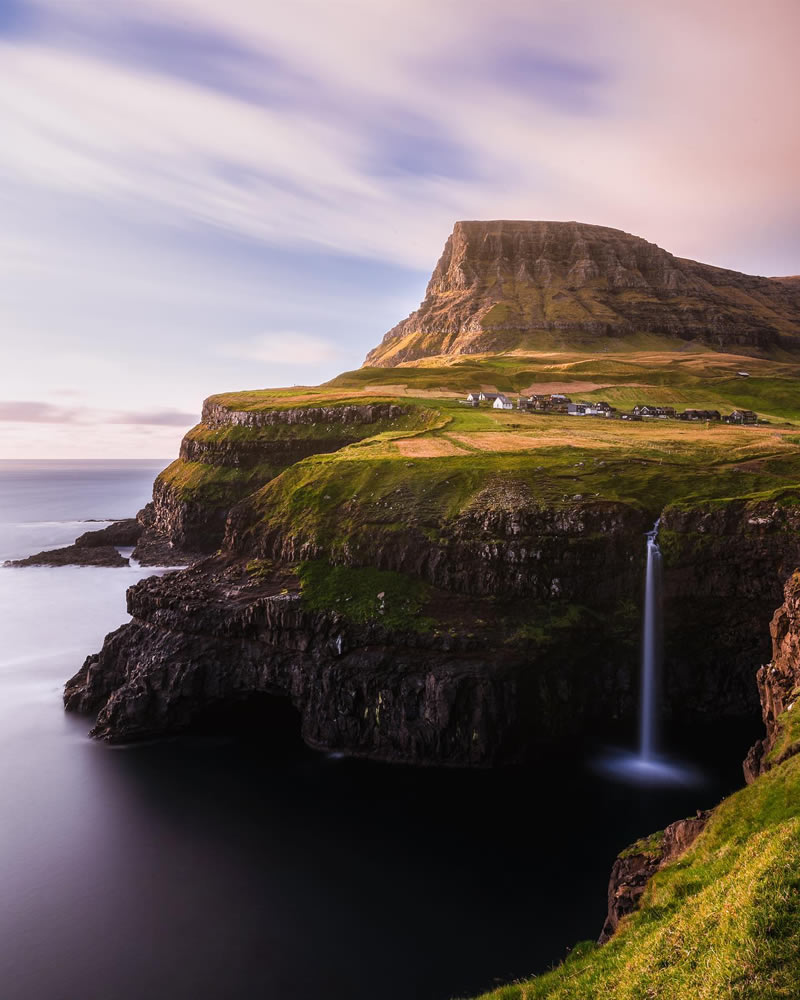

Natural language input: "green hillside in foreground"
[472,752,800,1000]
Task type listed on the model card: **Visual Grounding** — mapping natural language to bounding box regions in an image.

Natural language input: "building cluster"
[463,392,759,425]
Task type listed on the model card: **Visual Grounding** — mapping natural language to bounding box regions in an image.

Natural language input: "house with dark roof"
[726,409,757,424]
[679,409,720,421]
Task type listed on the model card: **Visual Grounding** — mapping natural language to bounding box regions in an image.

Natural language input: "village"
[464,391,760,425]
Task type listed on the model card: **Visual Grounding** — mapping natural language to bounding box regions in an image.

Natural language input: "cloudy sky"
[1,0,798,457]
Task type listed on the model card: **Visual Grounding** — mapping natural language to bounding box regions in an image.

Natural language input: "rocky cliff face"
[63,558,638,764]
[65,480,800,760]
[364,221,800,365]
[659,497,800,718]
[131,400,414,561]
[744,570,800,780]
[230,486,649,601]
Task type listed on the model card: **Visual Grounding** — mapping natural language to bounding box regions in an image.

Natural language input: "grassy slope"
[168,347,800,542]
[329,348,800,424]
[159,402,441,503]
[241,437,800,554]
[473,754,800,1000]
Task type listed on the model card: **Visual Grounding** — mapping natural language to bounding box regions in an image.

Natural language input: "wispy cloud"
[106,409,198,426]
[220,332,342,366]
[0,401,197,427]
[1,0,797,271]
[1,0,799,458]
[0,401,80,423]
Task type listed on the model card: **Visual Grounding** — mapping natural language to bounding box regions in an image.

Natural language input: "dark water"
[0,461,760,1000]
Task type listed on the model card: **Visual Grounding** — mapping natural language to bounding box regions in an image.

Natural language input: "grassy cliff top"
[213,346,800,422]
[168,348,800,523]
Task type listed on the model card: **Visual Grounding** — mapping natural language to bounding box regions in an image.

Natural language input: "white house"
[493,394,514,410]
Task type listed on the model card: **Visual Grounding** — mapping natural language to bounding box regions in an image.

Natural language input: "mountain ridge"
[364,220,800,366]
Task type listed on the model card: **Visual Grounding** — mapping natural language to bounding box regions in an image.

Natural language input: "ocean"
[0,460,759,1000]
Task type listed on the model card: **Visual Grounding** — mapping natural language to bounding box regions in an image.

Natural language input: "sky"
[1,0,798,458]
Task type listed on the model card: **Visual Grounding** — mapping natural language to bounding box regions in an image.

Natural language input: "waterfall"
[593,518,701,785]
[639,519,662,761]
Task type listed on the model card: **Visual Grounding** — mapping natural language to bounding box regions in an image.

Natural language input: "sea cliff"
[64,385,800,761]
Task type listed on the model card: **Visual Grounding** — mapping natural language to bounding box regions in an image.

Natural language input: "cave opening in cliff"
[187,691,308,755]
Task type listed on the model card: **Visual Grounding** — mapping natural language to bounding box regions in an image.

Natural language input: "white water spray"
[639,519,662,761]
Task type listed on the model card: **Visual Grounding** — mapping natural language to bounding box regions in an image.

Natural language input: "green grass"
[237,440,800,564]
[157,350,800,599]
[768,704,800,767]
[297,560,432,631]
[472,754,800,1000]
[160,402,442,505]
[327,350,800,423]
[617,829,666,861]
[157,459,284,505]
[509,604,601,645]
[207,390,436,413]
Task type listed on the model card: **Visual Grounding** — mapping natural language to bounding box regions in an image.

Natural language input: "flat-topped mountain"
[364,221,800,366]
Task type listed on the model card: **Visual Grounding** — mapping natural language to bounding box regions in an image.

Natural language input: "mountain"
[364,220,800,366]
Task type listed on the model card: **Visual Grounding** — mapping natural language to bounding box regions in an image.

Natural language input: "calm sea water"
[0,461,760,1000]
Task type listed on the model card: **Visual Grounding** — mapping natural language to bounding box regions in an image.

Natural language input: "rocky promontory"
[9,544,130,568]
[63,452,800,760]
[598,810,710,944]
[7,518,144,568]
[63,515,647,762]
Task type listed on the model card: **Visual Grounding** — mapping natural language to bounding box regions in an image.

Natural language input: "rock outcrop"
[9,544,129,568]
[7,518,143,567]
[364,221,800,365]
[74,518,142,548]
[744,570,800,781]
[598,811,710,943]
